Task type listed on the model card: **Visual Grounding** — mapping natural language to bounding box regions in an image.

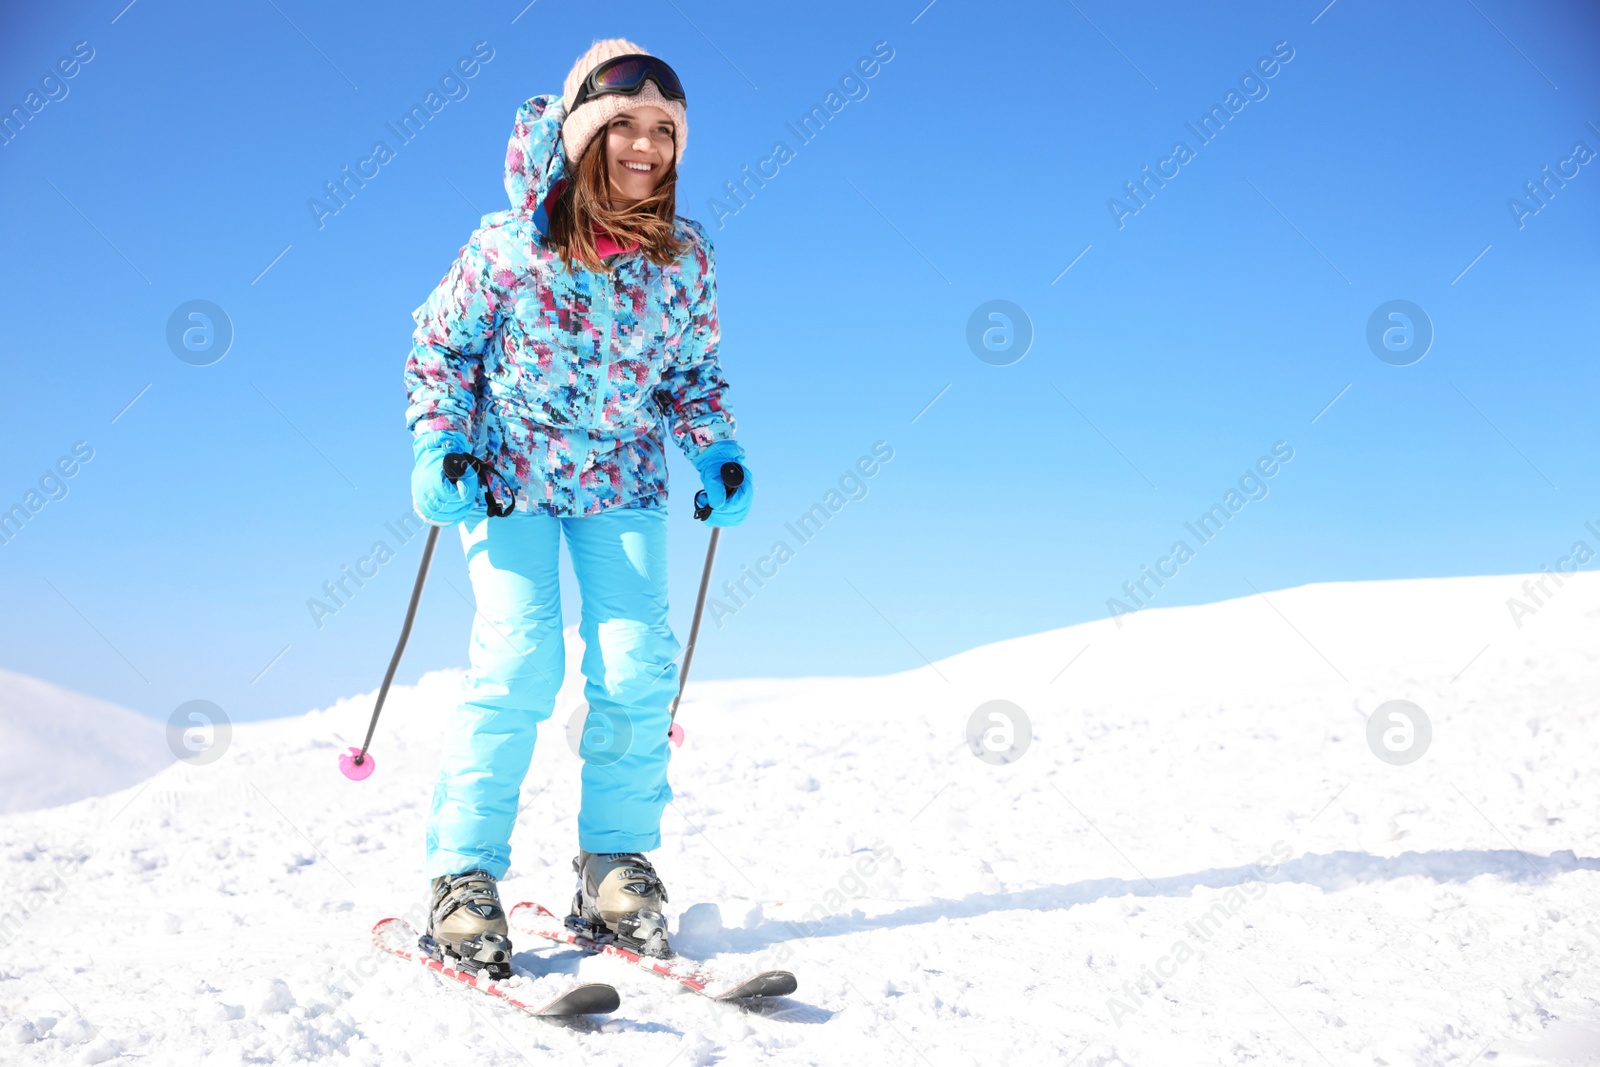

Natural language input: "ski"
[508,901,798,1001]
[370,916,621,1017]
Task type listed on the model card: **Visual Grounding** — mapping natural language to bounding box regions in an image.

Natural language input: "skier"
[403,38,752,974]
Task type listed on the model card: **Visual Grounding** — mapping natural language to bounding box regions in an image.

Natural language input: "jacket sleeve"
[655,225,737,462]
[404,229,498,439]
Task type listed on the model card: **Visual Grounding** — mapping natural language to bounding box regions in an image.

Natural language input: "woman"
[402,38,752,972]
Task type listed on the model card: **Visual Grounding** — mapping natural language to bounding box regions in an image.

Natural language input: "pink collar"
[542,179,640,258]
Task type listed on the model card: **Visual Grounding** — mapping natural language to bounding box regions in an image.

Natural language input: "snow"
[0,666,173,815]
[3,572,1600,1065]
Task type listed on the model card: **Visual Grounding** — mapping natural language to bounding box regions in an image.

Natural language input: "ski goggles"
[570,54,687,113]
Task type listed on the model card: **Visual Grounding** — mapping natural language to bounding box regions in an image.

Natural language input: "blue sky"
[1,0,1597,725]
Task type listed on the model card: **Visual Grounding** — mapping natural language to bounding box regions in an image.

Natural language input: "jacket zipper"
[575,267,615,511]
[572,427,590,509]
[588,266,615,429]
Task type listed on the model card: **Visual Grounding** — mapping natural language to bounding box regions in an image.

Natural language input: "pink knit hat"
[560,38,688,168]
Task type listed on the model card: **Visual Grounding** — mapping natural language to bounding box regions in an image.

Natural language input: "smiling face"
[602,104,676,203]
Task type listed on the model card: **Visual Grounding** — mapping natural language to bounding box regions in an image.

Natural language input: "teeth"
[623,162,653,172]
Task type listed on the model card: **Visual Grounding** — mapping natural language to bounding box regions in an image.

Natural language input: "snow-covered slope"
[3,575,1599,1066]
[0,667,173,815]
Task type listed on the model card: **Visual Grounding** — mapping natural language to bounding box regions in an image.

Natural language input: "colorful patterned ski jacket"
[404,93,736,517]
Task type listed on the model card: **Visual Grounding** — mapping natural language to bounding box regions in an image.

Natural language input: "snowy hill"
[0,667,173,815]
[3,575,1600,1065]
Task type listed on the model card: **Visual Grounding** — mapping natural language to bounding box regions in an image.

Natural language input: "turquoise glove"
[694,440,752,527]
[411,431,480,526]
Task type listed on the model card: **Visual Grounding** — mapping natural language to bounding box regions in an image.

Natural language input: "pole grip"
[694,461,745,522]
[443,452,513,518]
[442,452,474,484]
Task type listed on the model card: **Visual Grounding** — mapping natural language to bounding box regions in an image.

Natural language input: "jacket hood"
[504,93,568,222]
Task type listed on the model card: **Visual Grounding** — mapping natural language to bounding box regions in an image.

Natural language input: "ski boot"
[566,851,672,957]
[423,868,512,980]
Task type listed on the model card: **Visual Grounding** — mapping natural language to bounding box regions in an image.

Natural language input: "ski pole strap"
[444,452,516,518]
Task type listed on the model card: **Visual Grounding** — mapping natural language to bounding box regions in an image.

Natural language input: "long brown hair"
[548,122,690,272]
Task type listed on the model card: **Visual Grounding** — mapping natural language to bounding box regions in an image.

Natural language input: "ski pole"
[339,453,480,781]
[668,462,744,746]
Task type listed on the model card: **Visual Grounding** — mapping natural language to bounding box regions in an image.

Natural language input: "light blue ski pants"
[423,504,681,885]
